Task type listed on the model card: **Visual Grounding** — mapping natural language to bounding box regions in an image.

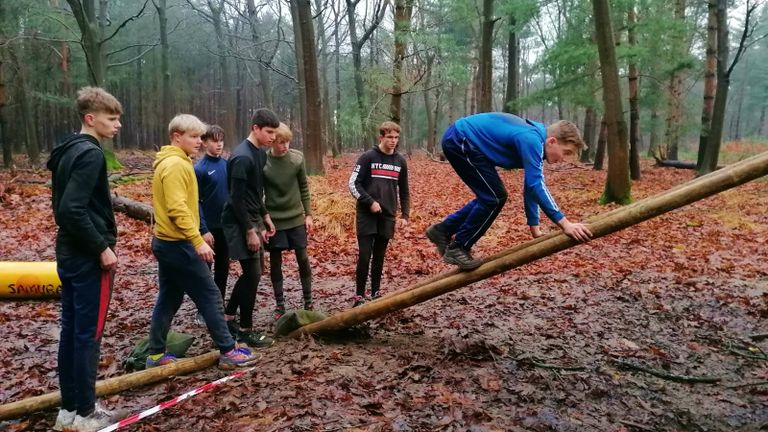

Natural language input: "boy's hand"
[246,228,262,251]
[397,218,408,229]
[99,247,118,270]
[305,215,314,235]
[202,232,215,247]
[196,242,215,263]
[264,214,276,237]
[370,201,382,213]
[529,225,545,238]
[559,219,592,242]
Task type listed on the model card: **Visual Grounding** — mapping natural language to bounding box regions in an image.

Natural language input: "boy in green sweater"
[263,123,314,319]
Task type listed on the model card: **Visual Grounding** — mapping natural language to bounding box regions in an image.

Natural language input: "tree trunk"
[699,0,729,175]
[696,0,717,169]
[478,0,494,112]
[246,0,274,107]
[154,0,172,125]
[292,151,768,335]
[208,0,237,147]
[592,0,631,203]
[111,194,154,223]
[423,53,436,155]
[732,54,748,140]
[332,0,343,156]
[580,106,597,163]
[0,54,9,168]
[9,48,39,166]
[389,0,412,124]
[293,0,324,175]
[502,13,518,115]
[314,0,334,156]
[663,0,686,161]
[593,117,607,170]
[627,6,641,180]
[290,0,307,150]
[648,109,660,157]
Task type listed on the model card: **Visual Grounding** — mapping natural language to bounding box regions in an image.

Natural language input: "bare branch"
[727,0,758,76]
[358,0,389,46]
[107,44,157,68]
[102,0,151,45]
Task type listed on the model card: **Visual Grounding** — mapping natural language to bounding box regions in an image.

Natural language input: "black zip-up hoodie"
[47,133,117,257]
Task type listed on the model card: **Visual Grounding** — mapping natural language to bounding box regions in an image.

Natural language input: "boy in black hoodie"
[348,121,410,306]
[47,87,122,432]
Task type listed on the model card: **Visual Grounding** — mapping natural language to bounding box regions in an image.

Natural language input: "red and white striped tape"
[97,366,256,432]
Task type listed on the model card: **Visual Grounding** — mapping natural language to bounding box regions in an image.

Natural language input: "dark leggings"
[225,258,261,329]
[355,234,390,297]
[270,248,312,307]
[209,228,229,301]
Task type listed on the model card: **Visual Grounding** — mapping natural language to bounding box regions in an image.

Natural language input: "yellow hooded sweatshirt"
[152,145,204,247]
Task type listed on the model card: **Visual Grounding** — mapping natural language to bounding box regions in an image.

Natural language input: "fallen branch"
[748,332,768,341]
[619,419,655,431]
[111,193,153,224]
[610,358,721,384]
[653,157,723,170]
[516,355,586,371]
[726,380,768,389]
[0,351,219,421]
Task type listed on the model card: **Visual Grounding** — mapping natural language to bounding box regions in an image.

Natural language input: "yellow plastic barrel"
[0,262,61,299]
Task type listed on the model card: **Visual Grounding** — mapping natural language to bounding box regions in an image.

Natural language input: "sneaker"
[195,312,206,326]
[145,352,178,369]
[352,295,367,307]
[53,408,76,431]
[219,346,259,370]
[70,404,118,432]
[303,300,314,311]
[443,245,482,271]
[426,224,452,256]
[370,291,382,301]
[273,305,286,320]
[238,330,275,348]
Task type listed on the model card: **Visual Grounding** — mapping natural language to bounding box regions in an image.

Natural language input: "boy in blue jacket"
[195,125,229,310]
[426,113,592,271]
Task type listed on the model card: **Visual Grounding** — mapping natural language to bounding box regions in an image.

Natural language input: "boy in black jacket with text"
[348,121,410,306]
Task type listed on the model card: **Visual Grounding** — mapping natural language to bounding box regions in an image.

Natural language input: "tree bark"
[293,0,325,174]
[153,0,172,126]
[502,13,519,115]
[389,0,412,124]
[593,117,607,170]
[580,106,597,163]
[592,0,631,203]
[478,0,495,112]
[423,52,436,155]
[663,0,686,161]
[246,0,274,107]
[696,0,717,169]
[208,0,237,147]
[699,0,729,175]
[627,5,641,180]
[292,150,768,335]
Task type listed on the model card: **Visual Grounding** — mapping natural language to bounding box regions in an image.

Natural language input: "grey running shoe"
[426,224,452,256]
[443,245,482,271]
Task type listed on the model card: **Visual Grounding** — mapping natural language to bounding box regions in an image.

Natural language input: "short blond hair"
[275,122,293,143]
[76,87,122,117]
[547,120,586,150]
[168,114,207,139]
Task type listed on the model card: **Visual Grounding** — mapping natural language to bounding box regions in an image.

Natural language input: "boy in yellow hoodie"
[146,114,257,370]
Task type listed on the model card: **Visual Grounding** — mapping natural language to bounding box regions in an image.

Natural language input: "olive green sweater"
[263,149,312,230]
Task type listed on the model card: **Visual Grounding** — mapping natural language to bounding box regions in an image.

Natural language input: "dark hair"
[251,108,280,128]
[379,121,401,136]
[202,124,225,142]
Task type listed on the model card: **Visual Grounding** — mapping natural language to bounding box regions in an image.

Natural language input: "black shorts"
[355,212,395,239]
[267,225,308,251]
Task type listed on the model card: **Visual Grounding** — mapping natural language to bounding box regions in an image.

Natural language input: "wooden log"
[653,157,723,170]
[293,150,768,336]
[111,193,153,224]
[0,351,219,421]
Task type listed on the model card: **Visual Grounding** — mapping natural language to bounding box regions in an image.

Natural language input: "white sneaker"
[53,408,76,431]
[70,403,117,432]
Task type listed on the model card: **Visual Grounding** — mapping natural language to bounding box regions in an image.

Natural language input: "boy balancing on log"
[426,112,593,271]
[145,114,258,370]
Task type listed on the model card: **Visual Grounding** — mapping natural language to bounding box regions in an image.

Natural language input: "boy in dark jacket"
[194,125,229,312]
[348,121,410,306]
[426,112,592,271]
[48,87,122,432]
[221,108,279,347]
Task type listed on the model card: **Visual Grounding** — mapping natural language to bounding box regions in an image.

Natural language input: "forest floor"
[0,144,767,431]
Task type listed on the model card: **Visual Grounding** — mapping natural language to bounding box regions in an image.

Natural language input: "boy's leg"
[211,228,229,301]
[269,250,285,308]
[63,255,112,416]
[443,138,508,250]
[235,258,261,329]
[148,239,186,355]
[355,235,375,297]
[295,248,312,305]
[56,256,78,413]
[369,235,390,298]
[178,243,236,354]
